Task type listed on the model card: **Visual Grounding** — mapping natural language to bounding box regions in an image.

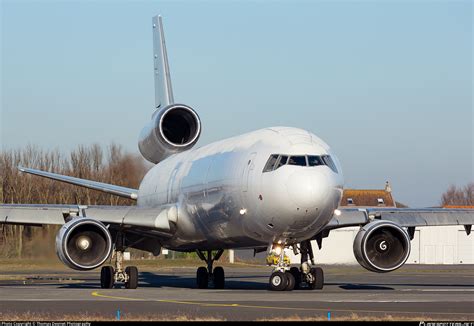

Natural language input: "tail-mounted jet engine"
[138,104,201,164]
[353,220,411,273]
[56,218,113,270]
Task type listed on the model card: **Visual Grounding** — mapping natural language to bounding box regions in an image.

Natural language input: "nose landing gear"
[195,249,225,289]
[269,270,292,291]
[267,240,324,291]
[267,243,296,291]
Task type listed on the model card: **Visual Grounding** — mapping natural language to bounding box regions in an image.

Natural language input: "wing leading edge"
[19,167,138,200]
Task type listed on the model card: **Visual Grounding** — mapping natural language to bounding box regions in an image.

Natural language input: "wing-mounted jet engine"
[353,220,411,273]
[56,218,113,270]
[138,16,201,164]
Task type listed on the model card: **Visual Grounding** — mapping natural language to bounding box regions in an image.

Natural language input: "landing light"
[274,246,282,255]
[334,209,342,216]
[239,208,247,215]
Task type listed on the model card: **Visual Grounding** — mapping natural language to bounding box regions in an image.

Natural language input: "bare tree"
[0,144,149,258]
[441,182,474,206]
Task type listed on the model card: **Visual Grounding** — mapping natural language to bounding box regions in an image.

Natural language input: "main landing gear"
[195,249,225,289]
[268,240,324,291]
[100,234,138,289]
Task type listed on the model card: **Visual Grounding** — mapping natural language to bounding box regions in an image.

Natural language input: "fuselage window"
[322,155,338,173]
[274,155,288,170]
[263,154,279,172]
[308,155,324,166]
[288,156,307,166]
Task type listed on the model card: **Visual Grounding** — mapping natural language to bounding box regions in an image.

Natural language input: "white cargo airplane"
[1,16,473,291]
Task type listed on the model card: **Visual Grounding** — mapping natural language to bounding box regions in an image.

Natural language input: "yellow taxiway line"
[91,291,474,316]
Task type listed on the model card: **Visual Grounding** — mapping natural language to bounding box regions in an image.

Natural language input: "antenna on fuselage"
[152,15,174,109]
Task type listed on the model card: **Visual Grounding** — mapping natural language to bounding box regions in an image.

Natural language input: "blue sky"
[1,0,472,207]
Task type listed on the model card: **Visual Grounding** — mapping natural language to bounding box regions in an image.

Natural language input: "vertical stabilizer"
[152,15,174,109]
[139,15,201,164]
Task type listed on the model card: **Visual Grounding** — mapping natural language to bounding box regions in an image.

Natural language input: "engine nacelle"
[56,218,113,271]
[353,220,411,273]
[138,104,201,164]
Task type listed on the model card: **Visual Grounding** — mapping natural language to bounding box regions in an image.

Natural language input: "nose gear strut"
[267,240,324,291]
[267,242,294,291]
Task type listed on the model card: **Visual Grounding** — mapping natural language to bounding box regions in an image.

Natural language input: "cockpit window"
[322,155,338,173]
[275,155,288,170]
[263,154,279,172]
[262,154,338,173]
[307,155,324,166]
[288,156,307,166]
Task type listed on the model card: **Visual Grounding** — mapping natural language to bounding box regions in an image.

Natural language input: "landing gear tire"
[213,266,225,289]
[125,266,138,289]
[289,267,301,290]
[285,271,296,291]
[100,266,114,289]
[269,271,288,291]
[197,266,209,289]
[309,267,324,290]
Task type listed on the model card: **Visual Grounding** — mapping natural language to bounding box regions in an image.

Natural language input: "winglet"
[152,15,174,109]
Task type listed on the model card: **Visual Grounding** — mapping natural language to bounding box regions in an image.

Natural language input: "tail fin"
[152,15,174,109]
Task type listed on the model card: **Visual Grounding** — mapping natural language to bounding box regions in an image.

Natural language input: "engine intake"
[138,104,201,163]
[56,218,112,270]
[353,220,410,273]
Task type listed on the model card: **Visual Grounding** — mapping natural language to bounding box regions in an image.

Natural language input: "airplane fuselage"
[5,14,469,292]
[137,126,344,251]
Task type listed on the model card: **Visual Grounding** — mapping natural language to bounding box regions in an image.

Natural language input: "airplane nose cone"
[286,170,329,208]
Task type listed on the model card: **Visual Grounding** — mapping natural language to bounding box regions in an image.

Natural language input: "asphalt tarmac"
[0,264,473,321]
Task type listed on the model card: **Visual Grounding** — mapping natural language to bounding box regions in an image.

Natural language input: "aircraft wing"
[0,203,173,256]
[325,207,473,232]
[0,204,173,232]
[18,167,138,200]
